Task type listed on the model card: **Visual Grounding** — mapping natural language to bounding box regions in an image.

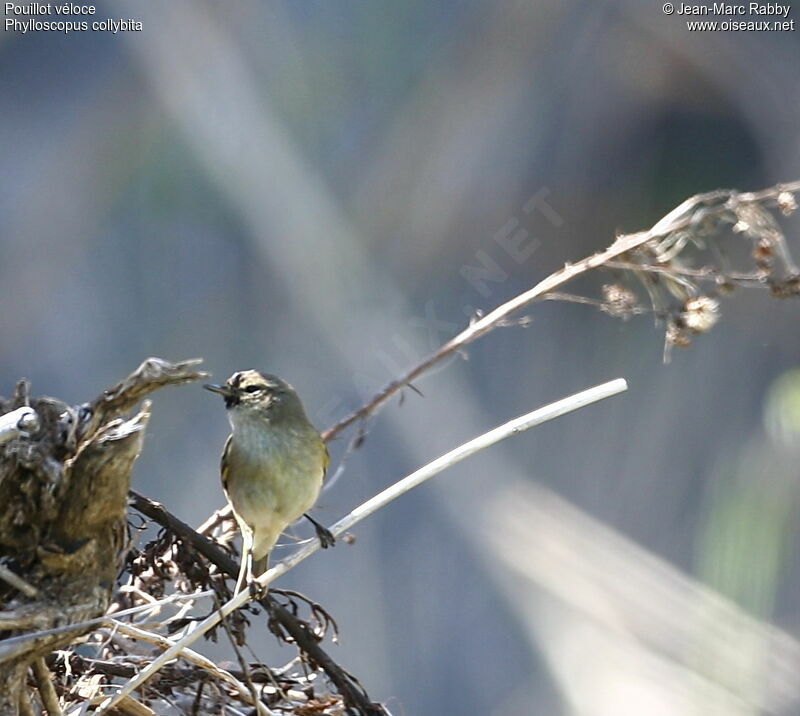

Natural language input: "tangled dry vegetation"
[0,181,798,715]
[58,517,360,715]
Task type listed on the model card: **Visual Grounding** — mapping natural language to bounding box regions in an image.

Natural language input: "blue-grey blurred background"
[2,2,800,714]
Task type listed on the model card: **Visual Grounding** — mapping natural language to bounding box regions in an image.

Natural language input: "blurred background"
[2,1,800,713]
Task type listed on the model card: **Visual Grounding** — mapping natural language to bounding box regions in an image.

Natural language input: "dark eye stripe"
[244,384,263,393]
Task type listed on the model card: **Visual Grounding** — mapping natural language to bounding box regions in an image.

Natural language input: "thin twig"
[190,677,207,715]
[541,291,648,315]
[128,490,235,569]
[59,656,301,695]
[32,657,62,716]
[0,592,214,662]
[97,378,627,714]
[603,260,768,285]
[0,564,38,598]
[0,600,111,664]
[214,596,266,715]
[322,181,799,442]
[18,691,36,716]
[195,505,232,536]
[106,620,274,716]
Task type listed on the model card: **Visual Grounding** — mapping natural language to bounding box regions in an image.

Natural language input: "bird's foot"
[314,523,336,549]
[305,513,335,548]
[247,578,268,600]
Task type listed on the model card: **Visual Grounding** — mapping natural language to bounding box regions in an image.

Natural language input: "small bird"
[205,371,332,594]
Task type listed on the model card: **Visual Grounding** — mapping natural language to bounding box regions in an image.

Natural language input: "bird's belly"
[229,464,321,528]
[225,437,324,533]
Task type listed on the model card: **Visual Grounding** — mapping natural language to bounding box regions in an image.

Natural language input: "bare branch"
[17,691,35,716]
[0,566,38,599]
[31,658,61,716]
[82,357,208,440]
[323,181,799,441]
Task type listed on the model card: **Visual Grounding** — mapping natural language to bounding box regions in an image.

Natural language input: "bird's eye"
[244,385,262,393]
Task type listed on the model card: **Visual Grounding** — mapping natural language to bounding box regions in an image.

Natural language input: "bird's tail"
[252,554,269,579]
[234,547,269,595]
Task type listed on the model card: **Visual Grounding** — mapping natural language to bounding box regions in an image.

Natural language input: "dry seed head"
[681,296,720,333]
[602,283,637,316]
[753,235,776,271]
[777,191,797,216]
[666,321,692,348]
[733,219,749,234]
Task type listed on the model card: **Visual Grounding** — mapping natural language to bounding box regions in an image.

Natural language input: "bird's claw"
[248,578,268,600]
[315,524,336,549]
[304,513,335,549]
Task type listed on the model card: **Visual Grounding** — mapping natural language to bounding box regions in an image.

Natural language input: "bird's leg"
[235,529,254,595]
[304,513,335,549]
[248,554,269,599]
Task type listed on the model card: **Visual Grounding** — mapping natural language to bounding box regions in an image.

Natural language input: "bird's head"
[204,370,305,423]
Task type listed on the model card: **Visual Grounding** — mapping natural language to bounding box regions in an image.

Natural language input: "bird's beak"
[204,383,235,397]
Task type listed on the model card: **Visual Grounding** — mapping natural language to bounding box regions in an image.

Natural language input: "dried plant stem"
[97,378,627,714]
[0,593,215,659]
[17,691,35,716]
[603,260,759,284]
[0,565,38,599]
[32,658,61,716]
[323,181,799,442]
[106,620,273,716]
[214,598,265,716]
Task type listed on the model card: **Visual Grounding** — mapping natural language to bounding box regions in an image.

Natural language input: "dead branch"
[0,358,207,714]
[323,181,800,441]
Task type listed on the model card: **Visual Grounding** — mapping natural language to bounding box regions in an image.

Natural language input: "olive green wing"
[220,434,233,496]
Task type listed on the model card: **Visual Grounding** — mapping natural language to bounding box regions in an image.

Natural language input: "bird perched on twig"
[205,371,333,594]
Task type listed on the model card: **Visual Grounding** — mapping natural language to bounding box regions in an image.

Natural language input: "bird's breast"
[224,417,325,529]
